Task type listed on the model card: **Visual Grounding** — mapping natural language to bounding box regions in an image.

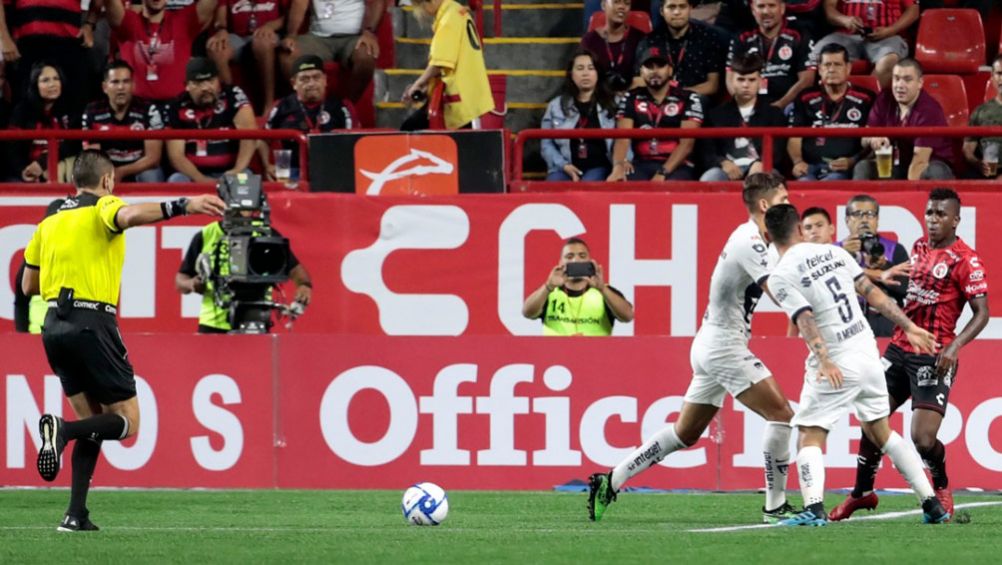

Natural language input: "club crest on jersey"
[932,262,949,279]
[319,111,331,125]
[665,102,680,117]
[847,107,862,122]
[778,45,793,61]
[130,122,145,131]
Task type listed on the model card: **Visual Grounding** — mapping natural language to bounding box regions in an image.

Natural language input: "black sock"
[806,502,826,519]
[67,439,101,518]
[920,440,949,490]
[850,434,883,499]
[63,414,127,442]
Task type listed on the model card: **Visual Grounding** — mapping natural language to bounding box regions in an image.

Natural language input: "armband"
[161,197,190,219]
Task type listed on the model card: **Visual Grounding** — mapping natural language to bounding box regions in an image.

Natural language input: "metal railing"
[511,125,1002,192]
[0,128,310,192]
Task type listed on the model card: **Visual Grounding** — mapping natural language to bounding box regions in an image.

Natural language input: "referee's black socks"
[64,414,128,442]
[67,439,101,518]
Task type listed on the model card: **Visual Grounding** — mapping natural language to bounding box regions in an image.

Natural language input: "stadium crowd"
[0,0,999,183]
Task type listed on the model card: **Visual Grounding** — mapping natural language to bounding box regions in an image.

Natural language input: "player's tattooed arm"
[796,310,844,388]
[855,275,914,331]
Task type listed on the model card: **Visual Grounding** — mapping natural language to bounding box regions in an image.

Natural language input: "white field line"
[687,501,1002,533]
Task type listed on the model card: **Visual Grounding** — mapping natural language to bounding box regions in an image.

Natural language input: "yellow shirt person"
[404,0,494,129]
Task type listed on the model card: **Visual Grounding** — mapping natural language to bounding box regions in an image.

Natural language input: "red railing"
[0,129,310,192]
[511,125,1002,192]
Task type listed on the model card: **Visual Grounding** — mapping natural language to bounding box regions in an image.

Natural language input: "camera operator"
[522,237,633,336]
[837,194,910,336]
[174,176,313,333]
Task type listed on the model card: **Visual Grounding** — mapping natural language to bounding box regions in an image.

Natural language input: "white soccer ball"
[402,482,449,526]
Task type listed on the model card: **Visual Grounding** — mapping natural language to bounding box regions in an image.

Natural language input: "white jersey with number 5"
[700,219,774,341]
[770,243,874,359]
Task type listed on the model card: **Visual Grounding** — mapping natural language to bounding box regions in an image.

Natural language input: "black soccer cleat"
[57,513,100,532]
[922,497,951,524]
[36,414,66,482]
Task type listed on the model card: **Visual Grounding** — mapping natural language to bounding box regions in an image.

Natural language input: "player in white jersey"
[764,204,950,526]
[587,172,799,524]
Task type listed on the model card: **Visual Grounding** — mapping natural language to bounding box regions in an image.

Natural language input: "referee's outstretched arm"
[115,194,226,230]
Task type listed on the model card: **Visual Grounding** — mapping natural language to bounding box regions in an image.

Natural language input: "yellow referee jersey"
[430,0,495,129]
[23,193,127,305]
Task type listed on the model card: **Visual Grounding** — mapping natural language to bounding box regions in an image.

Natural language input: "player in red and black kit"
[260,54,354,180]
[607,45,703,182]
[82,60,165,182]
[831,188,990,522]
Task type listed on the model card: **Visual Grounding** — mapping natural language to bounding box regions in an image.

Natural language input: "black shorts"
[883,343,955,415]
[41,308,136,405]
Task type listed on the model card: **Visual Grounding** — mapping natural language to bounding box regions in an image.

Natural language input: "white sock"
[796,446,825,508]
[881,431,934,500]
[763,421,792,510]
[611,424,687,491]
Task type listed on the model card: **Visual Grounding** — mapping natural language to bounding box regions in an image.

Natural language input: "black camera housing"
[565,261,596,278]
[859,232,885,258]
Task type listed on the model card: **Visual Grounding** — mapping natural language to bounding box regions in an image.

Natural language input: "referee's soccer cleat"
[586,472,617,522]
[763,502,800,524]
[922,497,951,524]
[828,492,879,521]
[36,414,66,482]
[777,509,828,527]
[57,513,100,532]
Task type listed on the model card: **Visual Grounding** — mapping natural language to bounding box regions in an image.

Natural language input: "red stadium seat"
[986,76,998,103]
[915,9,986,74]
[850,59,872,76]
[324,62,375,128]
[923,74,970,128]
[847,74,880,92]
[588,11,653,34]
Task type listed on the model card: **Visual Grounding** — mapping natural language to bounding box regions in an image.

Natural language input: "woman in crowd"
[7,62,76,182]
[541,50,618,182]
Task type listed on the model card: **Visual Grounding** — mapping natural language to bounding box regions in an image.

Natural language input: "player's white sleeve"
[736,235,774,285]
[834,246,865,280]
[769,270,813,323]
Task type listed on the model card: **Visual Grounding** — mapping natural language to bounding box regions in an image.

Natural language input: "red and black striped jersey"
[165,85,250,173]
[836,0,915,31]
[82,97,164,166]
[10,0,81,40]
[891,237,988,353]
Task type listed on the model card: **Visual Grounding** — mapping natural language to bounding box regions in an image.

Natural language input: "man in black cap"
[260,55,355,180]
[608,44,704,182]
[165,57,258,183]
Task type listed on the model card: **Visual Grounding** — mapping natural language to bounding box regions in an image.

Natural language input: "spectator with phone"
[522,237,634,336]
[812,0,917,89]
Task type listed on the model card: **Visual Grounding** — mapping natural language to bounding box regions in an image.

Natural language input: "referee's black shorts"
[41,307,136,405]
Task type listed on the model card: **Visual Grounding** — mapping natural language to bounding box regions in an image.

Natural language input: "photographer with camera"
[837,194,909,337]
[522,237,633,336]
[175,174,313,333]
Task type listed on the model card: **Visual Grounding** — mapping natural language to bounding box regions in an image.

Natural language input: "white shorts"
[684,329,772,407]
[792,343,889,430]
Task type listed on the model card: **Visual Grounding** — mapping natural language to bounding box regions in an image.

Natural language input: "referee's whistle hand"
[187,195,227,217]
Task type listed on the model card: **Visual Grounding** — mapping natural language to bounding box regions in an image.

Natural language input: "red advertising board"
[3,191,1001,338]
[2,334,1001,491]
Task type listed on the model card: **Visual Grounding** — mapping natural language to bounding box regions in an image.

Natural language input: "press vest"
[541,287,613,336]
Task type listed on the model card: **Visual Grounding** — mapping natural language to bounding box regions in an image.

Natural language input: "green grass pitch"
[1,489,1000,563]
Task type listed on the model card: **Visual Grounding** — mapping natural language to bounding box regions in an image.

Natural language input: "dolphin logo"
[359,149,455,195]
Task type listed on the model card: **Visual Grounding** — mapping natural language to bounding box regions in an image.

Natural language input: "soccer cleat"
[762,502,800,524]
[934,487,954,521]
[777,509,827,527]
[56,513,100,532]
[586,472,617,522]
[922,497,950,524]
[828,492,879,521]
[36,414,66,482]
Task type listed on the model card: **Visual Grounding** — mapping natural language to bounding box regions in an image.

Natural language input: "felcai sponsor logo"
[970,270,985,282]
[354,135,459,196]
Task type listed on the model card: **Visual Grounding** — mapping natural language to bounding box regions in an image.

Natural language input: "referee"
[21,150,225,532]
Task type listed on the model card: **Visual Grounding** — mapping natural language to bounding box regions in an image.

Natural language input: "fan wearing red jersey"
[831,188,990,522]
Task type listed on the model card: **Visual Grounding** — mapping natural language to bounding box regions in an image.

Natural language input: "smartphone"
[564,262,596,278]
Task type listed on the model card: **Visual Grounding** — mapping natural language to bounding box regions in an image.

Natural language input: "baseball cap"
[293,55,325,75]
[637,45,671,66]
[185,57,218,82]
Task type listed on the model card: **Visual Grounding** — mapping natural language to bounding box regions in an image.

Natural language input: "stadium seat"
[986,76,998,103]
[588,11,653,34]
[324,62,376,128]
[850,59,872,76]
[847,75,880,92]
[923,74,970,127]
[915,9,986,74]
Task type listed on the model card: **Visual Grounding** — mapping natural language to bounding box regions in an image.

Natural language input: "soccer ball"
[401,482,449,526]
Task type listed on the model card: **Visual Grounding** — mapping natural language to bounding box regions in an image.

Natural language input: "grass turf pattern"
[0,490,999,563]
